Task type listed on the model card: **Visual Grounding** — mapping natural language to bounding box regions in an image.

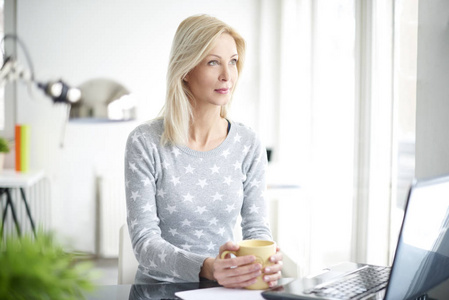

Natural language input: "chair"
[118,223,139,284]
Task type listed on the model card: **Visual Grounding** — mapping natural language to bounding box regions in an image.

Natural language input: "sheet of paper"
[175,287,266,300]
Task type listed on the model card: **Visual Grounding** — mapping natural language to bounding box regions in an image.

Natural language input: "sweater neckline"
[178,120,235,158]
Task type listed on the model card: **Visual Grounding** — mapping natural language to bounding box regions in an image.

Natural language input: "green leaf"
[0,230,97,300]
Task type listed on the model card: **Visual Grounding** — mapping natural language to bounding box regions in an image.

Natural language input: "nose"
[219,65,230,81]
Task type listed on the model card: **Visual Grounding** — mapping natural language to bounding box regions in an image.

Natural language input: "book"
[15,125,21,171]
[15,124,30,172]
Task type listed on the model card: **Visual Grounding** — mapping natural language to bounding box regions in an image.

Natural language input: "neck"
[188,108,228,151]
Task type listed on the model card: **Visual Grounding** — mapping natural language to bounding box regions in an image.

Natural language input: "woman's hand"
[212,241,263,288]
[263,246,283,288]
[209,241,283,288]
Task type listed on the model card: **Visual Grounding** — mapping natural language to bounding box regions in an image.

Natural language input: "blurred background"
[1,0,447,283]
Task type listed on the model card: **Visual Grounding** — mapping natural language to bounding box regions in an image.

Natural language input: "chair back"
[118,223,139,284]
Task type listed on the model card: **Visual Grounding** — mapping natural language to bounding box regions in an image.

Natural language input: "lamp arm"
[0,56,14,83]
[0,34,80,104]
[1,34,35,82]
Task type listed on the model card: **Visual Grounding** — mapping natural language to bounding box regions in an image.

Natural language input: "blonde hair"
[159,14,246,146]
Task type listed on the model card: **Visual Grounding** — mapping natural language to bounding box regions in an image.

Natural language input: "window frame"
[0,0,17,139]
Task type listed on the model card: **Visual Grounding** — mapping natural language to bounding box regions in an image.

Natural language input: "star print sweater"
[124,118,272,284]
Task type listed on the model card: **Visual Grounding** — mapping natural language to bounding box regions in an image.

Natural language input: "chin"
[216,95,232,105]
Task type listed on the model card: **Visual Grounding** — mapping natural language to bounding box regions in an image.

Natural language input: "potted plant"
[0,136,10,171]
[0,231,98,300]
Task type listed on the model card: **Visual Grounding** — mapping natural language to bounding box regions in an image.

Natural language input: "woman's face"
[184,33,238,109]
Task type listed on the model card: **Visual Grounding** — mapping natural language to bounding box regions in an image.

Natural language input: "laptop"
[262,174,449,300]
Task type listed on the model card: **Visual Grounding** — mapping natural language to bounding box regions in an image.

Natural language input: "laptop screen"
[385,176,449,299]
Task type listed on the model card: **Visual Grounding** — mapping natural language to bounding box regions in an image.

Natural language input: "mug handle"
[221,250,237,259]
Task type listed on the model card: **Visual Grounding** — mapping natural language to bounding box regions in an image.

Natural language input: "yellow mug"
[221,239,276,290]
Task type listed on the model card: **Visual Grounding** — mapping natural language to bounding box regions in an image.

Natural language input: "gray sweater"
[124,118,272,283]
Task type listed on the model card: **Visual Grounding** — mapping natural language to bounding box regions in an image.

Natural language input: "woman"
[124,14,283,288]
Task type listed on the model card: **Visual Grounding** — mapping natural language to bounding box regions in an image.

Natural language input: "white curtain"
[261,0,395,276]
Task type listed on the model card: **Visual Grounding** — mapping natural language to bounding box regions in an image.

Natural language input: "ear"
[183,73,190,83]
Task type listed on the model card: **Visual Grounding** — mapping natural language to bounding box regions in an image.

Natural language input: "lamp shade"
[69,78,135,122]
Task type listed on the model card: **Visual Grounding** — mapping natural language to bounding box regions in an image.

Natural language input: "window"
[390,0,418,260]
[307,0,356,272]
[273,0,357,275]
[0,0,5,130]
[272,0,417,275]
[0,0,15,138]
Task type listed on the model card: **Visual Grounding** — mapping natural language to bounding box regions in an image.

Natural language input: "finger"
[215,263,261,286]
[218,267,262,287]
[264,260,283,274]
[214,257,260,278]
[264,272,282,282]
[269,251,283,263]
[266,279,279,288]
[218,255,256,269]
[219,241,239,254]
[263,271,282,286]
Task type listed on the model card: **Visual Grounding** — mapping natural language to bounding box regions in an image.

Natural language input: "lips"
[215,88,230,94]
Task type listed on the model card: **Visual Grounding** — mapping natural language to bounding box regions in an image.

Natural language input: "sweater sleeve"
[240,133,273,241]
[124,126,208,283]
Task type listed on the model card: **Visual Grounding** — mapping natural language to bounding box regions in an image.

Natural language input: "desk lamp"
[0,34,134,122]
[0,34,81,105]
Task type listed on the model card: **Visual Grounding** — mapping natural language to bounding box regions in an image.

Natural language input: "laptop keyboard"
[304,265,391,299]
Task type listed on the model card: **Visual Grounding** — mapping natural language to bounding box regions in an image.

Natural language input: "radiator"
[0,175,51,240]
[96,173,127,258]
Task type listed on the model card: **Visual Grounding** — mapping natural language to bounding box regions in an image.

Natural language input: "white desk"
[0,169,45,188]
[0,169,45,238]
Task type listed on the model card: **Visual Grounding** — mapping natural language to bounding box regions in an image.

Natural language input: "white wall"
[415,3,449,295]
[415,0,449,180]
[13,0,275,252]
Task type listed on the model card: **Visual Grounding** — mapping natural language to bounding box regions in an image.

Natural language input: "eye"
[208,60,219,66]
[230,59,238,65]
